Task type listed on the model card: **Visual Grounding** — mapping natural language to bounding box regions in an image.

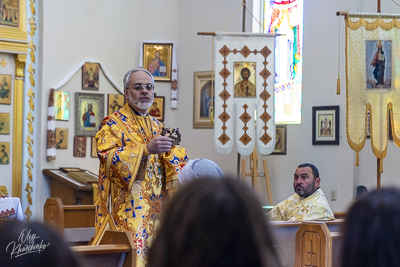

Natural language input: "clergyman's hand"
[147,136,173,154]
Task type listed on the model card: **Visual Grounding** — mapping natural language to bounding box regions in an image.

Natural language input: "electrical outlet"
[330,190,337,201]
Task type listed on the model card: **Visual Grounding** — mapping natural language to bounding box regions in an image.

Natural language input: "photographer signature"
[6,228,50,259]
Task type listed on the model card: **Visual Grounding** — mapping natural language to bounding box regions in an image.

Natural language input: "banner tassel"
[356,151,359,166]
[379,158,383,173]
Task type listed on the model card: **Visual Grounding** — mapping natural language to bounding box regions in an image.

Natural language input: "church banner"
[345,13,400,164]
[214,32,276,156]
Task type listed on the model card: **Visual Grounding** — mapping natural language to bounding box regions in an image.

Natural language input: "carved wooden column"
[12,54,26,198]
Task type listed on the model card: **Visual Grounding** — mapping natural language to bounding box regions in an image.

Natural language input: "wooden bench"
[270,219,343,267]
[71,230,135,267]
[295,221,341,267]
[44,197,95,245]
[333,211,346,219]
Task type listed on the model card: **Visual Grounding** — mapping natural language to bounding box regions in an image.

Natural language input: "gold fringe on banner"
[346,15,400,31]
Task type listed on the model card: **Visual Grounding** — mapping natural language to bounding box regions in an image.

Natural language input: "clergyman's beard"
[134,99,154,111]
[294,180,316,198]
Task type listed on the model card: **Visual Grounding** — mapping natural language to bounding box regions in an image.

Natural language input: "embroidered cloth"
[214,32,276,155]
[345,13,400,163]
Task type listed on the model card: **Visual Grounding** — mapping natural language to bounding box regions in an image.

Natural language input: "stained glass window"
[262,0,303,124]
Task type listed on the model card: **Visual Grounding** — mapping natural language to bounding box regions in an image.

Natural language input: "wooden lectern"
[43,169,97,205]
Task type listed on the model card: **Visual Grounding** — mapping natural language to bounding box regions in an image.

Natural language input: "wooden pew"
[71,230,136,267]
[333,211,347,219]
[270,219,343,267]
[44,197,95,245]
[295,221,341,267]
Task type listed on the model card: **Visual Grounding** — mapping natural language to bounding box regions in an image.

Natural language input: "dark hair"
[241,67,250,76]
[147,177,282,267]
[297,163,319,178]
[0,220,82,267]
[340,188,400,267]
[356,185,368,200]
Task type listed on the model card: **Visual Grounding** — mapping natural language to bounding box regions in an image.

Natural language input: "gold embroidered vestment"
[94,103,188,267]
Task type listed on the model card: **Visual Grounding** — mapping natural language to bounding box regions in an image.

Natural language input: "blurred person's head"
[178,158,224,184]
[356,185,368,200]
[147,176,282,267]
[340,187,400,267]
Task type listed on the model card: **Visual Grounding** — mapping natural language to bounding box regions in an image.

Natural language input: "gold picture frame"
[55,128,68,149]
[82,63,100,90]
[0,142,10,164]
[107,93,124,115]
[0,112,10,134]
[0,74,12,105]
[73,136,87,157]
[75,93,104,136]
[148,96,165,122]
[54,91,70,121]
[0,0,19,27]
[143,43,173,81]
[193,71,214,129]
[233,62,257,98]
[272,125,287,155]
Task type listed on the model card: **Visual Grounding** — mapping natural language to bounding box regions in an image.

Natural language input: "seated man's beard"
[295,181,316,198]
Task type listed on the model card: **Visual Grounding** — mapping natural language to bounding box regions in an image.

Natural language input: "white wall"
[31,0,400,219]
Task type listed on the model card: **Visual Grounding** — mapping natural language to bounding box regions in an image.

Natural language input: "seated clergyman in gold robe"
[269,163,335,221]
[94,68,188,267]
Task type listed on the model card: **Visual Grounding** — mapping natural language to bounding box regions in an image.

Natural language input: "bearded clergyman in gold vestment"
[94,68,189,267]
[268,163,334,221]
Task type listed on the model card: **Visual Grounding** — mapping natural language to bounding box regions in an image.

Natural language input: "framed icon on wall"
[142,43,173,82]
